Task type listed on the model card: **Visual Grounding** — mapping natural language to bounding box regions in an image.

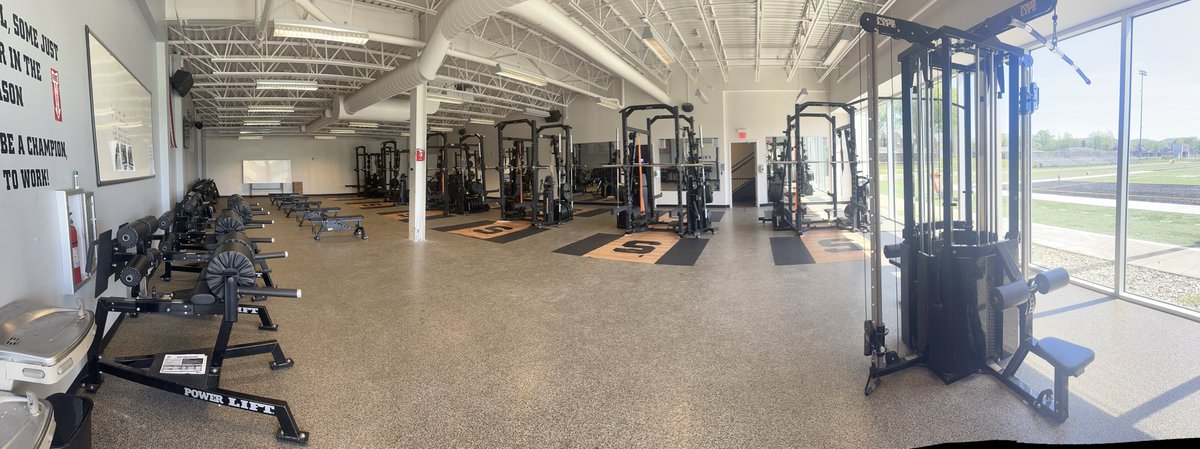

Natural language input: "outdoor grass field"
[1030,159,1200,183]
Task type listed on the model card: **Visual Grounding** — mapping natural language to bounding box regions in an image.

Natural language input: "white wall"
[204,136,404,195]
[0,0,170,310]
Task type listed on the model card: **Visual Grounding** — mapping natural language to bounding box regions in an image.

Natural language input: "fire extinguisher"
[69,213,82,285]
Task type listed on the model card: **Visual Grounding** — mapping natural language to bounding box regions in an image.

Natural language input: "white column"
[409,84,428,242]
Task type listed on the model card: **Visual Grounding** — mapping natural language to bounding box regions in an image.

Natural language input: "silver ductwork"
[507,0,672,105]
[341,0,530,114]
[301,97,443,133]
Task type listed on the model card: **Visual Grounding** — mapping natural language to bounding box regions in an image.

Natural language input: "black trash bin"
[47,394,92,449]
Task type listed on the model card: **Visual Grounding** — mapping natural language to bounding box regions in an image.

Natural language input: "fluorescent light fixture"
[314,135,337,140]
[400,132,411,137]
[469,118,496,125]
[640,19,677,66]
[328,128,357,134]
[272,19,370,45]
[256,80,319,91]
[427,92,464,105]
[248,105,295,113]
[795,88,809,104]
[239,130,272,134]
[596,97,621,111]
[694,89,710,104]
[238,135,264,140]
[525,107,551,118]
[348,121,379,129]
[243,120,281,126]
[822,29,855,67]
[430,126,455,133]
[494,63,548,87]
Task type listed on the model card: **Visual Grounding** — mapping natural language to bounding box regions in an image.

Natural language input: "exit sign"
[737,128,748,140]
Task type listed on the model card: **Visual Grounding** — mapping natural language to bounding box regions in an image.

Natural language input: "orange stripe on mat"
[802,229,866,264]
[447,220,532,240]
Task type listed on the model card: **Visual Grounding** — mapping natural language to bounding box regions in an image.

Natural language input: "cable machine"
[380,140,409,205]
[859,0,1095,423]
[426,132,451,213]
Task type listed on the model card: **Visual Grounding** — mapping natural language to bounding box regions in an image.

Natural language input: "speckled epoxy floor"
[85,197,1200,448]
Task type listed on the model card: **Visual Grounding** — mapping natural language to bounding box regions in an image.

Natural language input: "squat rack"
[496,118,547,227]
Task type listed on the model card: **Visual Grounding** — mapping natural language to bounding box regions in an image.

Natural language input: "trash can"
[48,394,92,449]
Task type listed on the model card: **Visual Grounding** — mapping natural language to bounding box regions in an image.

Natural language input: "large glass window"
[1128,1,1200,311]
[1029,23,1122,288]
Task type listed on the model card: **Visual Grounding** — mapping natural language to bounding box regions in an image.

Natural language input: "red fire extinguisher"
[69,214,82,285]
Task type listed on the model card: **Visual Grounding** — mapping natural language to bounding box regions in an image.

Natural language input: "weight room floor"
[89,198,1200,448]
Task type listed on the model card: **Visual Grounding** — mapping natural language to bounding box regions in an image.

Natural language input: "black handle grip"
[254,251,288,260]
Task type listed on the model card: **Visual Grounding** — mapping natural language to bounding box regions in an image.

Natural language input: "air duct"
[301,97,442,133]
[341,0,530,114]
[507,0,671,105]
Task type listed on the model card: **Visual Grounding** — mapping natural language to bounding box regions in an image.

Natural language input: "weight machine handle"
[239,286,301,299]
[254,251,288,260]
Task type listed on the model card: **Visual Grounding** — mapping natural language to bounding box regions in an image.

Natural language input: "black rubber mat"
[553,233,622,256]
[359,204,396,209]
[432,220,493,232]
[376,209,406,215]
[770,236,816,266]
[345,200,382,204]
[657,238,708,266]
[710,211,725,222]
[575,208,610,218]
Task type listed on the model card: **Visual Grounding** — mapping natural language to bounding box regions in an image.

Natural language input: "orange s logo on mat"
[818,238,862,253]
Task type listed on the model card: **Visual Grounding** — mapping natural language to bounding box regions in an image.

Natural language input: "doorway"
[731,142,757,206]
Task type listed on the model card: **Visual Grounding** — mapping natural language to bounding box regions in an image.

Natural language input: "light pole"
[1137,69,1148,159]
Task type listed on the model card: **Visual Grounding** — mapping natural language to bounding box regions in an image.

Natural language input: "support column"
[409,84,428,242]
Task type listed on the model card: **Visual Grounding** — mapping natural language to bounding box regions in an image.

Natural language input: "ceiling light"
[238,135,264,140]
[494,63,548,87]
[821,29,855,67]
[796,88,809,104]
[640,19,677,66]
[596,97,622,111]
[240,130,272,134]
[469,118,496,125]
[400,132,411,137]
[243,120,281,126]
[248,105,295,113]
[272,19,370,45]
[256,80,318,91]
[430,126,455,133]
[525,108,551,119]
[328,128,357,134]
[349,121,379,129]
[694,89,710,104]
[314,135,337,140]
[427,92,464,105]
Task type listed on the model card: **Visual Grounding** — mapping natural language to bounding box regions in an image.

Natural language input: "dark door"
[731,142,756,205]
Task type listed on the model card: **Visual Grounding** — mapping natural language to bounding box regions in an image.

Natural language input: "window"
[1029,23,1122,288]
[1127,1,1200,311]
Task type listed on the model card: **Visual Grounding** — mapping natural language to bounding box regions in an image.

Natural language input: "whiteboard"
[243,160,293,184]
[86,28,155,186]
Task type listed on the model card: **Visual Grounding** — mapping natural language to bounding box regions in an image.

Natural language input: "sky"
[1031,0,1200,140]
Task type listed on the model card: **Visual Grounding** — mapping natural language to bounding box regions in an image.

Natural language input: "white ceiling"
[166,0,895,137]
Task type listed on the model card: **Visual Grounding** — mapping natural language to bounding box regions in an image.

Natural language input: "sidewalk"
[1033,223,1200,279]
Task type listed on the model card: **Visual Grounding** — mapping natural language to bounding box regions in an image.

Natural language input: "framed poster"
[85,26,155,186]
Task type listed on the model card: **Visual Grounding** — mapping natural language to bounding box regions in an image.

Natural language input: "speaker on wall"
[547,109,562,123]
[170,69,194,96]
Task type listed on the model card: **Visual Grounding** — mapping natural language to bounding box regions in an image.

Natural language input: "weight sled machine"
[85,216,307,442]
[859,0,1094,423]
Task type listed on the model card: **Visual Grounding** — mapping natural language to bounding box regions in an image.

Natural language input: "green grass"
[1032,199,1200,247]
[1181,294,1200,309]
[1029,159,1200,184]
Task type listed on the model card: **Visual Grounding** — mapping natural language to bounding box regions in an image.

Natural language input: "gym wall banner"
[0,1,68,193]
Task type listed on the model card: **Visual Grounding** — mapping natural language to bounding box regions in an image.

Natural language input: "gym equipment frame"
[537,124,576,226]
[496,119,548,227]
[859,0,1095,423]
